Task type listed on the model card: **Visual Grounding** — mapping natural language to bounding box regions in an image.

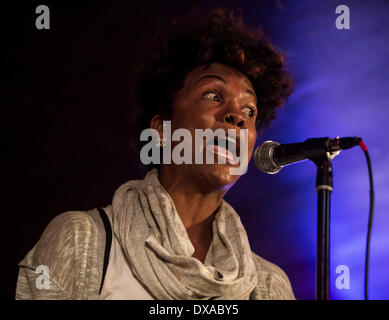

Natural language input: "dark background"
[4,0,389,300]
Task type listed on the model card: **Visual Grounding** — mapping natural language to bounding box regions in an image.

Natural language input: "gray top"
[16,208,295,300]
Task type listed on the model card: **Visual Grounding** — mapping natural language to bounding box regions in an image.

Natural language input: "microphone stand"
[310,150,339,300]
[258,136,358,299]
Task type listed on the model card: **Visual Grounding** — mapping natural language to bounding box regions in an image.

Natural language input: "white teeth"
[207,136,238,146]
[226,137,237,144]
[205,135,240,158]
[205,145,235,162]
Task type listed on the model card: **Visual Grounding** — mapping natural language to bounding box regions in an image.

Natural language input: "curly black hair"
[130,8,293,155]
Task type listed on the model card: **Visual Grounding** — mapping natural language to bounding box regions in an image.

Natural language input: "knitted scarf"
[110,169,257,299]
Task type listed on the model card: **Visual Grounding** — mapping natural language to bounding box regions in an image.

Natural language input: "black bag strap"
[97,207,112,294]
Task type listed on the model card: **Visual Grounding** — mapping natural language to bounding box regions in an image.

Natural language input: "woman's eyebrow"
[194,74,257,103]
[194,74,227,86]
[245,88,257,104]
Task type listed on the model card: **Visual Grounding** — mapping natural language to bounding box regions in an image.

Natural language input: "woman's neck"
[158,165,226,262]
[158,166,225,229]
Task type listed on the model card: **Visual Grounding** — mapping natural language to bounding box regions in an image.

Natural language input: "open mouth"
[205,136,240,163]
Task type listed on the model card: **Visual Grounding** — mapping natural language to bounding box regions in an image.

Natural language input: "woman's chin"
[197,162,241,191]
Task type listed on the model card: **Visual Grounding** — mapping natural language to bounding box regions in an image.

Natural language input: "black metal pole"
[313,156,333,300]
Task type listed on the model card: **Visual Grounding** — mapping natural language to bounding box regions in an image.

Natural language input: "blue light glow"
[226,0,389,299]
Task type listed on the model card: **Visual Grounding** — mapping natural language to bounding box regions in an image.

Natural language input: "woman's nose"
[224,112,245,128]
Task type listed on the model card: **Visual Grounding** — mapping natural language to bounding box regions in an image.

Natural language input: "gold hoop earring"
[156,138,167,147]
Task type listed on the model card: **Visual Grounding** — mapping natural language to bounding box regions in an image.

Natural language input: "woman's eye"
[245,106,257,118]
[203,91,220,102]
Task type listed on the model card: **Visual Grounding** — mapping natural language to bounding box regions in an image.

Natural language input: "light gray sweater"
[15,208,295,300]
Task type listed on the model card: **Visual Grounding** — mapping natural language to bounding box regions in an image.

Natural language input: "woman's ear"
[150,114,164,138]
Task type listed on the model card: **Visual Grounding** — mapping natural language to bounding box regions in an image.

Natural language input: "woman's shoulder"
[16,208,107,299]
[33,209,104,260]
[251,252,296,300]
[44,208,103,236]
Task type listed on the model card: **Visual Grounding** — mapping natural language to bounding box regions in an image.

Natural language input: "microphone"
[254,137,361,174]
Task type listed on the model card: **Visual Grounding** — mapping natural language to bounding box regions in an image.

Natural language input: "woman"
[16,8,295,300]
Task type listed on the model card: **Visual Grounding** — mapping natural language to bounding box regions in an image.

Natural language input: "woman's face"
[162,63,258,191]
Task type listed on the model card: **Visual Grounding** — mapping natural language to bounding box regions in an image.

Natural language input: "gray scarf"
[110,168,258,299]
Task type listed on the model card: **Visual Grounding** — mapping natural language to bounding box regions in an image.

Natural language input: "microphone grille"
[254,140,282,174]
